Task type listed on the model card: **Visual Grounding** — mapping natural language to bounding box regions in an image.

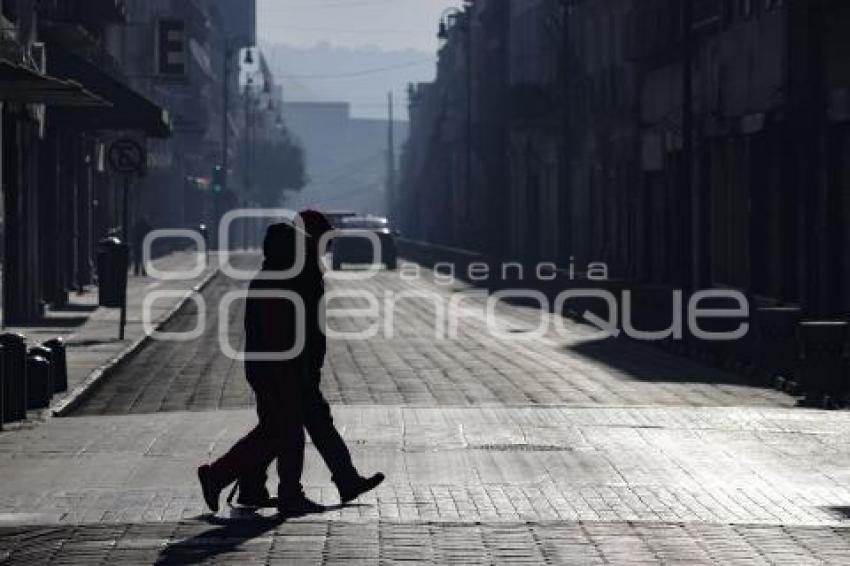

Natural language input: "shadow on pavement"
[19,316,89,329]
[161,502,371,564]
[52,303,98,314]
[158,515,283,564]
[66,338,124,347]
[824,506,850,520]
[565,336,765,387]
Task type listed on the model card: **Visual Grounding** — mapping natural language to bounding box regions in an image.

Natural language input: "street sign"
[108,138,146,175]
[107,138,146,341]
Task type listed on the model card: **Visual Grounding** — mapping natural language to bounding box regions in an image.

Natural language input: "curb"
[51,267,221,417]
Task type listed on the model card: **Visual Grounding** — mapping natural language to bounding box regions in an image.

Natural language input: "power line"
[276,58,434,79]
[259,25,423,36]
[260,0,397,12]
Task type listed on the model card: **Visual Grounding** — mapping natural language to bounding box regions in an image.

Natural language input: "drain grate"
[470,443,572,452]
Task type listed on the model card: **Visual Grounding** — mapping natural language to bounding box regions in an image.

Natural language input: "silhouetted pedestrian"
[198,222,322,516]
[131,216,152,276]
[235,210,384,507]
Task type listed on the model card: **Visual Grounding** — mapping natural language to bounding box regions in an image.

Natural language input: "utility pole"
[387,91,396,219]
[465,10,473,238]
[218,47,232,250]
[244,78,254,200]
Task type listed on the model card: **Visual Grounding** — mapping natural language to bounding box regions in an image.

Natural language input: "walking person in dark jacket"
[234,210,384,507]
[198,222,322,516]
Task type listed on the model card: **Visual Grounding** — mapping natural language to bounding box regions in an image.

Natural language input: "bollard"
[755,307,801,384]
[0,345,4,429]
[28,345,55,403]
[43,338,68,393]
[0,333,27,422]
[26,354,51,410]
[798,321,848,404]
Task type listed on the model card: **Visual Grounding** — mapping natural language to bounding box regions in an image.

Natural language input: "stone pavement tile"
[71,259,795,414]
[3,520,850,564]
[1,406,850,526]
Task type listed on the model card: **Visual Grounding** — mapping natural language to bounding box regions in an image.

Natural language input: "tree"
[240,132,307,206]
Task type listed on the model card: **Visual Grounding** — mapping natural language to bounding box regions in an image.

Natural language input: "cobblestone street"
[1,256,850,564]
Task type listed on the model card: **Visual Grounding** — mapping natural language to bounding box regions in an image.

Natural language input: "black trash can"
[26,354,52,410]
[0,345,4,429]
[0,333,27,423]
[28,345,55,403]
[43,338,68,393]
[755,306,801,383]
[798,321,848,401]
[97,236,129,308]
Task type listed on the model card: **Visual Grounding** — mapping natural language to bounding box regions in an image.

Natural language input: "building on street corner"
[397,0,850,318]
[0,0,285,325]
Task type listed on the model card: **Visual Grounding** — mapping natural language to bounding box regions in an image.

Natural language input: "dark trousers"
[239,366,358,495]
[209,364,305,499]
[132,247,146,276]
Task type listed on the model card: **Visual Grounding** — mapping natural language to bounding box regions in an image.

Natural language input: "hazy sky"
[257,0,465,119]
[257,0,465,52]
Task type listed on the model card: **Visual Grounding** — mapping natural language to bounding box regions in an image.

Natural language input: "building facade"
[0,0,261,325]
[397,0,850,317]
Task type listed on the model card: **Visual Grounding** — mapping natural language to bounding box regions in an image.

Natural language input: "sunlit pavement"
[1,255,850,564]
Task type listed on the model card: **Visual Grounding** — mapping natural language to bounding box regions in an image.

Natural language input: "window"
[2,0,19,22]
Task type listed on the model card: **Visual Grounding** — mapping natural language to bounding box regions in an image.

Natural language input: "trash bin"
[28,345,55,403]
[0,345,4,429]
[26,353,51,410]
[97,236,129,308]
[43,338,68,393]
[0,333,26,423]
[755,306,801,384]
[798,321,848,404]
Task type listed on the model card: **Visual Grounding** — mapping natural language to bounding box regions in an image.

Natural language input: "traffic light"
[212,165,225,194]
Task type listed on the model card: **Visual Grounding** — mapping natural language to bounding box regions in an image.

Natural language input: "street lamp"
[437,7,464,40]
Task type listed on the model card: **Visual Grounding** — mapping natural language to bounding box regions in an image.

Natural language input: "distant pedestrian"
[131,216,152,276]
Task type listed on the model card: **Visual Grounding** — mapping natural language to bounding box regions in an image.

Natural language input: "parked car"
[324,210,359,228]
[332,216,398,270]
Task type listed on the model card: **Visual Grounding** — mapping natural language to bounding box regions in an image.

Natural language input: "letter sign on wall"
[157,19,187,77]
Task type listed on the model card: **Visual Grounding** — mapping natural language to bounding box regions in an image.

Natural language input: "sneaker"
[337,473,385,504]
[277,494,325,517]
[197,465,223,513]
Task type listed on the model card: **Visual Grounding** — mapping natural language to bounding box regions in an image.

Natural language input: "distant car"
[332,216,398,270]
[323,210,359,228]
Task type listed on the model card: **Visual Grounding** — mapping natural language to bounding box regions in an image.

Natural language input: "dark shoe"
[277,494,325,517]
[237,485,273,508]
[337,473,385,504]
[197,465,222,513]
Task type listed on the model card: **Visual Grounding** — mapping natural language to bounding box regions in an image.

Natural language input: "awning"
[0,58,109,107]
[47,48,172,138]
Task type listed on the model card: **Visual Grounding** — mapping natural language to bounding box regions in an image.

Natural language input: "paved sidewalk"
[2,256,850,563]
[72,259,792,416]
[3,251,218,418]
[2,520,849,564]
[1,406,850,526]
